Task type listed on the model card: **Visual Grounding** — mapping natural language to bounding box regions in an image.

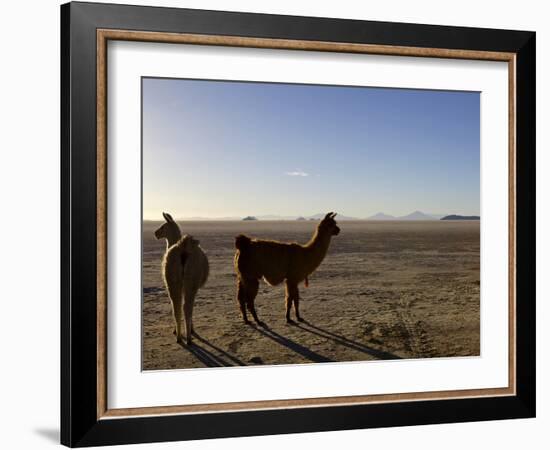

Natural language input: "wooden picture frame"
[61,2,535,447]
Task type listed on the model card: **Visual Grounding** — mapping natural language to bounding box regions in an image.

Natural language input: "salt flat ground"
[142,220,480,370]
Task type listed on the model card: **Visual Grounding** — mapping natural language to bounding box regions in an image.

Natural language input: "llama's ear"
[330,212,337,219]
[324,212,334,220]
[163,212,174,223]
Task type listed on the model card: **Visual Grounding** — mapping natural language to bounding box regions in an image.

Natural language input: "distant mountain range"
[367,212,396,220]
[440,215,480,220]
[238,213,360,221]
[302,213,359,221]
[149,211,477,221]
[366,211,445,221]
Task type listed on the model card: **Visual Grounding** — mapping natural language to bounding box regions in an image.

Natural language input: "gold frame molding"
[96,29,516,420]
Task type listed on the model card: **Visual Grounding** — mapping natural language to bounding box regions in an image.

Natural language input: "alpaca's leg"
[245,279,264,326]
[183,286,196,345]
[237,279,249,324]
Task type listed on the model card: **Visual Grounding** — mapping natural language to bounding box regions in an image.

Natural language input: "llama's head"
[318,212,340,236]
[181,234,200,252]
[154,212,182,246]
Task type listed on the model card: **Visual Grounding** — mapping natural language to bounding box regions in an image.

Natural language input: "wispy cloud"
[285,170,309,177]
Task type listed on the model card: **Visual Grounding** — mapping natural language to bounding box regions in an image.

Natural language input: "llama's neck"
[165,229,182,249]
[303,227,333,272]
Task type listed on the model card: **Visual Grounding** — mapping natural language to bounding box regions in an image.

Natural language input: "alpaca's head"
[154,212,182,245]
[181,234,200,252]
[318,212,340,236]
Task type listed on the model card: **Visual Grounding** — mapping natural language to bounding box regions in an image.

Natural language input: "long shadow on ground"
[178,333,246,368]
[194,334,246,366]
[294,320,402,360]
[251,325,333,363]
[179,321,398,368]
[178,341,229,367]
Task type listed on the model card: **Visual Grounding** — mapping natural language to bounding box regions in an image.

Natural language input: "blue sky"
[142,77,479,219]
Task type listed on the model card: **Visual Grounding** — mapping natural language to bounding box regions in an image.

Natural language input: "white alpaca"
[155,212,209,345]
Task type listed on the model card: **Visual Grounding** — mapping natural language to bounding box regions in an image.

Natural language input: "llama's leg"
[167,280,184,342]
[245,279,264,326]
[285,282,302,323]
[183,286,196,345]
[293,285,304,322]
[284,281,294,323]
[237,279,249,324]
[171,299,184,342]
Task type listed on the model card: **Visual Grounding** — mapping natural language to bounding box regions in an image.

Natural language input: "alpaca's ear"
[324,212,334,220]
[330,212,337,219]
[163,212,174,223]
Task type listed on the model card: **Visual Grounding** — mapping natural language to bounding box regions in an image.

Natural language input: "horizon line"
[143,211,480,221]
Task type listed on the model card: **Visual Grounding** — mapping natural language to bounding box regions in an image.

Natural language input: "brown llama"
[234,212,340,325]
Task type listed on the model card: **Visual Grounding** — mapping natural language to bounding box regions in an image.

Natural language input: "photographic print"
[142,78,481,371]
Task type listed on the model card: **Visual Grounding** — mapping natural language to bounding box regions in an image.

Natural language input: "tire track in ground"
[396,297,436,358]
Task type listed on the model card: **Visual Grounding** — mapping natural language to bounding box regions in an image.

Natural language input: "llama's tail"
[235,234,252,251]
